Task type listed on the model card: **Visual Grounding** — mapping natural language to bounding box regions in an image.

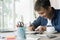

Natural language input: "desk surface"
[26,33,60,40]
[0,31,60,40]
[40,33,60,40]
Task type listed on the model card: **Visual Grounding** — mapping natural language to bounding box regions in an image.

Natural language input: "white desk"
[26,33,60,40]
[0,31,60,40]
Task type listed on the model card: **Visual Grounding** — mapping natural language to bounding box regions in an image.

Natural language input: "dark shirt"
[32,9,60,32]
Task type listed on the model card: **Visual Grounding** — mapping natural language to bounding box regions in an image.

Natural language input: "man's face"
[37,8,50,18]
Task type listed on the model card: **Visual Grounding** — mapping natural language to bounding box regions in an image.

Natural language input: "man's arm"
[28,16,42,31]
[54,11,60,32]
[55,25,60,32]
[54,19,60,32]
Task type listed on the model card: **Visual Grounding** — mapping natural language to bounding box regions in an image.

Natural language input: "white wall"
[15,0,35,25]
[50,0,60,9]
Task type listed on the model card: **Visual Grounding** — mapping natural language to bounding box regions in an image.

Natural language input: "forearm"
[54,25,60,32]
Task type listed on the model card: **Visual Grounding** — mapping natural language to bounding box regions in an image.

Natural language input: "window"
[0,0,36,31]
[0,0,16,31]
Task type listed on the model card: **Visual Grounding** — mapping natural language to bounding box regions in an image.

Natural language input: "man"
[28,0,60,32]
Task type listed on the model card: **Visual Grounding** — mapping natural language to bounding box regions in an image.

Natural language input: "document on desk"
[26,34,40,40]
[26,31,37,34]
[36,34,47,37]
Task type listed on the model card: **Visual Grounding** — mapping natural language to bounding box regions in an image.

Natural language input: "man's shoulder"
[37,16,47,21]
[37,16,44,19]
[54,9,60,15]
[55,9,60,13]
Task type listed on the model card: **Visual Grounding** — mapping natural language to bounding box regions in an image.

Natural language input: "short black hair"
[34,0,51,11]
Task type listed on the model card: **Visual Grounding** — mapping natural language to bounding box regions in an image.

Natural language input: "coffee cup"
[45,26,56,34]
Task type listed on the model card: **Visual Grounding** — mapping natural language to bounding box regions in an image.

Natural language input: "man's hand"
[35,26,46,33]
[28,26,35,31]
